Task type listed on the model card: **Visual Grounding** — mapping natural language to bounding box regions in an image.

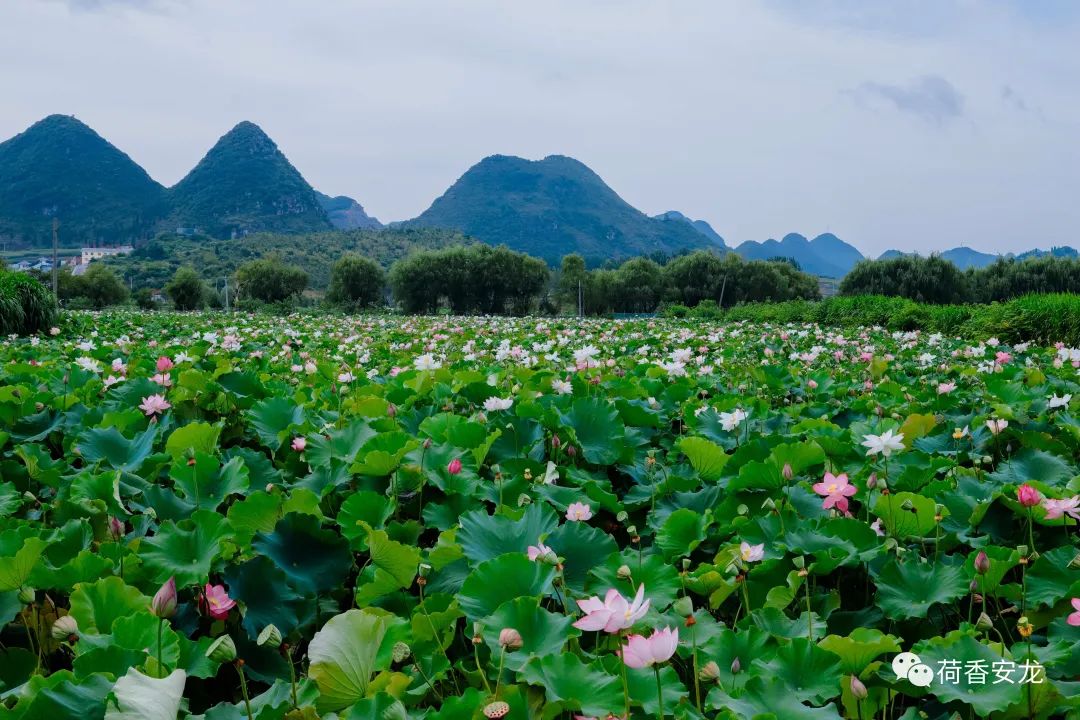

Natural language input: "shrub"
[235,255,308,304]
[0,271,58,335]
[133,288,157,310]
[326,254,385,309]
[165,266,205,311]
[75,264,128,309]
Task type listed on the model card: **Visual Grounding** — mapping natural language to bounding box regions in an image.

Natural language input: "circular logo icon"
[892,652,922,680]
[907,663,934,687]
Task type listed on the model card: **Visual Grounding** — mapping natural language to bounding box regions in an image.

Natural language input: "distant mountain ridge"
[316,192,382,230]
[735,232,864,277]
[877,246,1079,270]
[404,154,715,263]
[653,211,727,249]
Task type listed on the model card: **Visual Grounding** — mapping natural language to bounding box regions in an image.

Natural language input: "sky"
[2,0,1079,257]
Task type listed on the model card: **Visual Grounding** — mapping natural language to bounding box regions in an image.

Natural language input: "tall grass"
[0,271,59,335]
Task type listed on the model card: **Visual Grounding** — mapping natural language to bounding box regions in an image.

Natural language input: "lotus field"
[3,311,1080,720]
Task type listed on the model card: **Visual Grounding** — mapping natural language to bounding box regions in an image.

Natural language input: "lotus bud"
[673,596,694,617]
[447,458,462,475]
[205,634,237,663]
[730,656,742,674]
[151,577,177,619]
[976,612,994,631]
[499,627,523,650]
[850,675,868,700]
[616,565,633,580]
[782,463,794,481]
[866,473,878,489]
[974,550,990,575]
[108,516,125,541]
[51,615,79,642]
[392,641,412,662]
[566,445,577,458]
[681,558,691,571]
[699,661,720,681]
[551,434,561,449]
[387,403,397,418]
[257,624,282,648]
[483,701,510,719]
[423,438,432,450]
[761,497,777,511]
[18,587,35,605]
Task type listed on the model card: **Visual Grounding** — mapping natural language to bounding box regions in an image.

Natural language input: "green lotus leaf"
[873,554,968,620]
[4,671,113,720]
[698,626,775,693]
[104,668,186,720]
[223,556,310,639]
[654,507,710,559]
[247,397,305,451]
[456,503,559,567]
[458,553,556,621]
[770,440,826,477]
[76,425,157,472]
[818,628,902,675]
[68,576,150,635]
[164,421,222,460]
[307,609,408,713]
[708,675,844,719]
[304,420,377,468]
[749,607,828,640]
[873,491,940,539]
[678,436,732,482]
[589,550,683,610]
[354,524,421,605]
[753,637,844,704]
[170,453,250,511]
[0,531,47,592]
[0,647,37,692]
[520,653,623,718]
[1024,546,1080,608]
[337,491,395,551]
[544,520,618,593]
[225,491,283,547]
[481,596,577,671]
[140,510,232,586]
[909,631,1023,716]
[253,512,352,593]
[560,397,625,465]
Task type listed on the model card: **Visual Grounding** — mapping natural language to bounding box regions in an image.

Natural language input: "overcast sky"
[3,0,1079,256]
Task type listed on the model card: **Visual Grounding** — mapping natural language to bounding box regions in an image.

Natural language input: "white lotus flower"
[861,429,905,457]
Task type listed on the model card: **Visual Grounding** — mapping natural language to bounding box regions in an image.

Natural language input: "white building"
[81,245,133,264]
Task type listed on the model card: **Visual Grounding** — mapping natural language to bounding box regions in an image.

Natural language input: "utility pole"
[223,277,230,312]
[577,279,583,317]
[718,273,728,309]
[51,218,59,296]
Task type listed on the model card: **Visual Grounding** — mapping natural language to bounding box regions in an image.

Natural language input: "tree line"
[839,254,1080,304]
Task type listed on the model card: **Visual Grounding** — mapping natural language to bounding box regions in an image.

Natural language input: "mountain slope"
[939,246,998,270]
[315,192,382,230]
[405,154,712,262]
[167,121,332,238]
[0,115,166,248]
[654,211,727,248]
[735,232,863,277]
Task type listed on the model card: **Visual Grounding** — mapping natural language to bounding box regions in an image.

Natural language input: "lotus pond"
[1,312,1079,719]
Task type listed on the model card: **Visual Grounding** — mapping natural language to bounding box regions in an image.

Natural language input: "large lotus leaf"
[247,397,305,451]
[226,491,283,547]
[707,676,842,719]
[170,453,250,511]
[1025,546,1080,608]
[0,647,36,692]
[754,637,844,704]
[111,611,181,666]
[770,440,826,477]
[560,397,625,465]
[72,646,145,681]
[68,577,150,635]
[964,545,1019,594]
[589,550,683,610]
[873,491,939,539]
[354,524,422,604]
[910,631,1023,716]
[654,508,711,559]
[351,431,417,476]
[304,420,377,468]
[76,425,157,472]
[253,513,352,593]
[750,607,828,640]
[677,436,731,481]
[0,532,47,592]
[340,693,409,720]
[223,556,310,639]
[458,553,556,621]
[307,609,408,713]
[481,596,577,671]
[818,628,901,675]
[544,520,618,592]
[4,671,113,720]
[698,626,775,693]
[164,421,222,460]
[596,656,688,716]
[519,653,623,718]
[104,668,186,720]
[140,510,232,586]
[457,503,559,566]
[337,491,395,550]
[987,449,1075,489]
[873,555,968,620]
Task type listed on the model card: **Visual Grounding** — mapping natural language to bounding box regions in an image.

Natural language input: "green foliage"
[164,265,204,311]
[57,263,128,309]
[326,254,385,309]
[0,270,58,335]
[389,244,549,315]
[841,255,971,303]
[235,254,308,305]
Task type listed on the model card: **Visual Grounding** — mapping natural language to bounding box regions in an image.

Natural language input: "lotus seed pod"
[699,661,720,681]
[205,634,237,663]
[673,596,694,617]
[257,624,282,648]
[51,615,79,641]
[391,641,412,662]
[483,701,510,719]
[18,587,35,605]
[616,565,633,580]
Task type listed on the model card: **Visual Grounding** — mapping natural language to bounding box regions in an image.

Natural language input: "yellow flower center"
[826,483,838,493]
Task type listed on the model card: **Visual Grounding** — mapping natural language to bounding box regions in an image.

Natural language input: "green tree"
[133,287,157,310]
[840,255,969,304]
[327,254,386,309]
[79,263,129,309]
[613,257,663,312]
[558,254,588,313]
[165,265,205,311]
[235,254,308,304]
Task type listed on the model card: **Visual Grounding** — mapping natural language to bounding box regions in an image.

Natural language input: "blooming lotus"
[937,382,956,395]
[1048,393,1072,409]
[527,541,555,562]
[1042,496,1080,521]
[812,471,857,510]
[986,418,1008,435]
[291,436,306,452]
[719,408,748,432]
[620,627,679,668]
[739,541,764,563]
[1069,598,1080,627]
[483,396,513,412]
[138,394,171,417]
[861,429,905,457]
[566,502,593,521]
[202,583,236,620]
[573,584,650,633]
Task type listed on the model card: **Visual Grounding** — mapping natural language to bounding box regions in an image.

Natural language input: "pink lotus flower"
[620,627,679,668]
[1042,496,1080,521]
[156,356,174,373]
[447,458,462,475]
[566,502,593,521]
[527,541,555,562]
[812,472,857,510]
[986,418,1008,435]
[995,351,1012,365]
[150,577,177,618]
[202,583,236,620]
[739,541,764,563]
[1017,484,1041,507]
[937,382,956,395]
[291,436,306,452]
[1068,598,1080,627]
[138,394,171,417]
[573,584,650,633]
